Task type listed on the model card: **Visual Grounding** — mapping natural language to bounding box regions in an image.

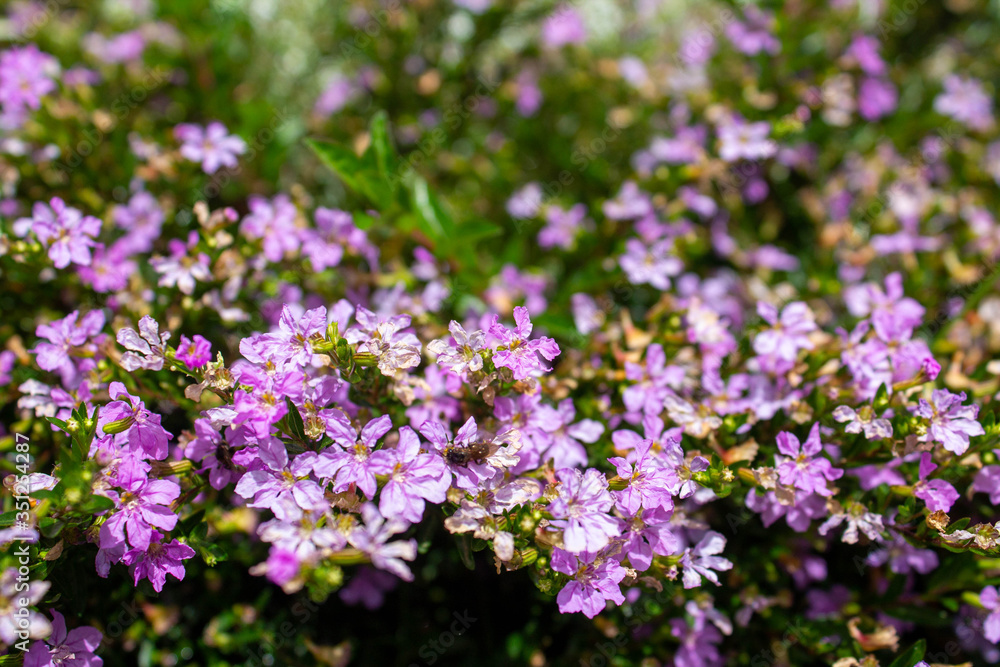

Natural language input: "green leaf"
[368,111,399,181]
[307,138,393,209]
[284,397,307,443]
[45,417,68,431]
[30,489,61,502]
[887,639,925,667]
[80,494,116,513]
[457,219,503,242]
[407,175,456,245]
[874,382,891,411]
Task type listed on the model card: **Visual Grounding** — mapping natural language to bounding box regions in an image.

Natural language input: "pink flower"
[551,549,626,618]
[913,452,959,513]
[489,307,561,381]
[99,477,181,552]
[121,532,196,592]
[176,334,212,369]
[549,468,621,554]
[15,198,101,269]
[347,503,418,581]
[23,610,102,667]
[174,121,247,174]
[679,531,733,588]
[774,423,843,497]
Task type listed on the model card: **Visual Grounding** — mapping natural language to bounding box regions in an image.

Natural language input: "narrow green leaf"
[887,639,925,667]
[284,397,307,443]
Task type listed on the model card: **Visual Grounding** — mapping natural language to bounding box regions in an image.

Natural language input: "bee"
[443,440,498,467]
[216,442,235,470]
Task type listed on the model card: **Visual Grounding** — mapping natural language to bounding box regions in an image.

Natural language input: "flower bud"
[101,416,135,435]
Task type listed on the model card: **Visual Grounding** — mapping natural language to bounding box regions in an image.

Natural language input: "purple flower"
[444,477,542,561]
[240,194,301,262]
[97,381,173,460]
[833,404,893,440]
[774,423,843,497]
[489,307,561,381]
[232,363,304,438]
[549,468,622,553]
[845,35,886,75]
[112,190,164,255]
[234,440,325,521]
[507,183,544,219]
[680,531,733,588]
[536,398,604,469]
[745,489,827,532]
[603,181,653,221]
[15,198,101,269]
[339,567,399,610]
[314,74,360,116]
[24,610,103,667]
[724,6,779,55]
[347,503,418,581]
[258,304,327,368]
[622,346,680,415]
[174,121,247,174]
[184,415,241,490]
[32,309,105,388]
[913,452,959,513]
[619,238,683,290]
[608,437,674,515]
[753,301,817,367]
[121,532,196,593]
[83,30,146,64]
[150,232,211,295]
[99,477,181,552]
[867,535,938,575]
[312,414,393,499]
[858,77,897,121]
[0,568,50,645]
[934,75,994,132]
[974,463,1000,505]
[671,609,724,667]
[117,315,170,372]
[912,389,985,456]
[620,506,681,571]
[717,121,777,162]
[538,204,587,250]
[843,272,924,342]
[257,510,346,564]
[368,426,450,524]
[261,548,300,587]
[176,334,212,369]
[515,69,542,117]
[357,314,423,377]
[420,416,520,491]
[819,501,885,544]
[981,586,1000,643]
[551,549,626,618]
[0,45,57,113]
[541,5,587,48]
[427,321,487,378]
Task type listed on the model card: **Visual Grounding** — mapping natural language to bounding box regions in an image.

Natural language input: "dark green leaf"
[887,639,925,667]
[284,397,307,443]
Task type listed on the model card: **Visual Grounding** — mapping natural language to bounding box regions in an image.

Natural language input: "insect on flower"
[443,440,499,467]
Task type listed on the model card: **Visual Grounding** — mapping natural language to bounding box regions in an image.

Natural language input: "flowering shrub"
[2,1,1000,666]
